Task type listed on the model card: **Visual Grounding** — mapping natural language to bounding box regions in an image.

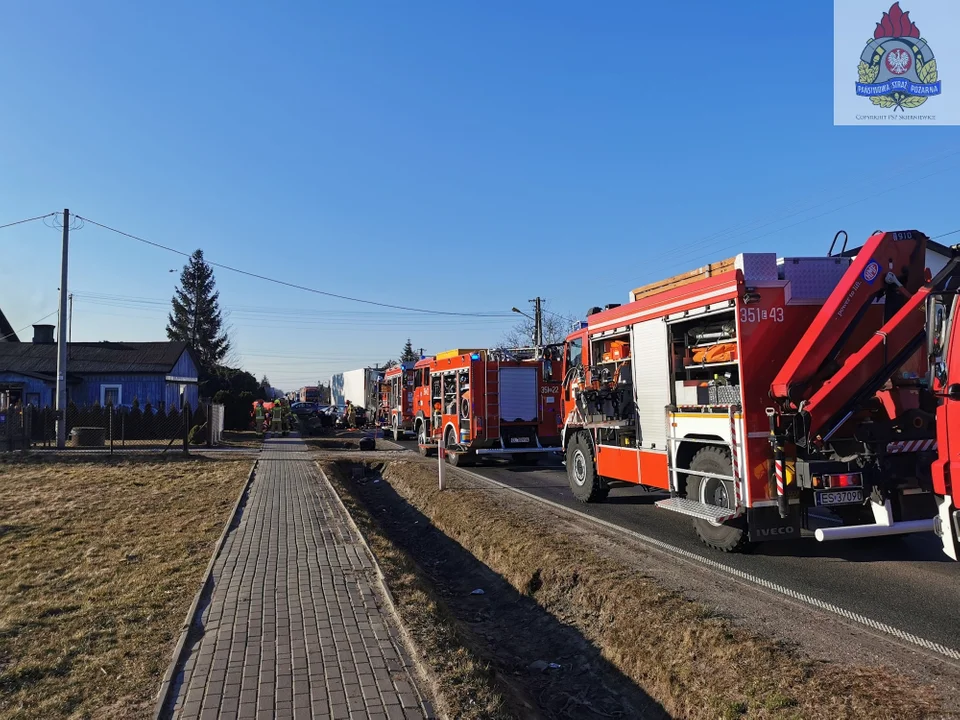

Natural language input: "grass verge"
[322,462,511,720]
[348,458,944,720]
[0,456,251,719]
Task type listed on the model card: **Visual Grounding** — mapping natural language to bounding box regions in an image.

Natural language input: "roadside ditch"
[320,456,949,720]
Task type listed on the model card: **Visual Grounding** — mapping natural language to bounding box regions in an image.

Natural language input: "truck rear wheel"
[444,427,472,467]
[685,447,750,553]
[392,417,401,442]
[566,433,608,503]
[417,423,434,457]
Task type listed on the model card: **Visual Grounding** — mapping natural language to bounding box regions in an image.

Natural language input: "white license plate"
[511,437,530,443]
[815,489,864,506]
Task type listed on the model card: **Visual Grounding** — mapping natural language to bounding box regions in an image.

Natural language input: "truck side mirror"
[948,384,960,401]
[927,297,940,358]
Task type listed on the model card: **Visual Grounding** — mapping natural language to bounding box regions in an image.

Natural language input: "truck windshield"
[566,336,583,369]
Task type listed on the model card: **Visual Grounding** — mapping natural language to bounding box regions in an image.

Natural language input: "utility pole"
[68,293,73,343]
[529,297,543,354]
[55,209,70,448]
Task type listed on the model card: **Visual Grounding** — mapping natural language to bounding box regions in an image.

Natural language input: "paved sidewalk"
[163,435,428,720]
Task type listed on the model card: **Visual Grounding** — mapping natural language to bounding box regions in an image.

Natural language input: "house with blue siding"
[0,324,199,410]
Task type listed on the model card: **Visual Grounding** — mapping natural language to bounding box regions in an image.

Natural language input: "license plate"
[815,489,864,506]
[510,437,530,443]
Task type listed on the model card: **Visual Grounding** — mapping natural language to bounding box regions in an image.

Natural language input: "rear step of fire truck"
[655,497,740,523]
[656,408,744,525]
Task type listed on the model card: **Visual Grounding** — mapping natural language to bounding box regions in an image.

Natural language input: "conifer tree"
[400,338,419,362]
[166,249,230,370]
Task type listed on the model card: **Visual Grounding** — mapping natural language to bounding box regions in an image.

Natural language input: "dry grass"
[323,462,510,720]
[369,459,945,720]
[216,430,263,448]
[0,456,251,719]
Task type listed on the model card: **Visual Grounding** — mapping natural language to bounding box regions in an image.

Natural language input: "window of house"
[100,384,122,407]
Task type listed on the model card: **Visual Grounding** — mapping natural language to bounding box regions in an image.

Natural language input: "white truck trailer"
[330,368,384,412]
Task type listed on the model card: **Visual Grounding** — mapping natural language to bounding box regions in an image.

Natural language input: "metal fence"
[1,402,226,453]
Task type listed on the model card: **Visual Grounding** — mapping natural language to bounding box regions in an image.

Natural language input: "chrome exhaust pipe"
[815,518,936,542]
[814,498,936,542]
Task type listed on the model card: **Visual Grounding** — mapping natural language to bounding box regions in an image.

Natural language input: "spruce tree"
[166,249,230,370]
[400,338,419,362]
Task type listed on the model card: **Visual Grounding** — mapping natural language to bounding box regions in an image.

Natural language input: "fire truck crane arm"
[770,230,929,404]
[800,284,930,440]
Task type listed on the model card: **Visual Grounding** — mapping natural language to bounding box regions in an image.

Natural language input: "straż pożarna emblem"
[856,2,942,111]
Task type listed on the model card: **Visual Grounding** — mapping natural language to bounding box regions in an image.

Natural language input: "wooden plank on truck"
[435,349,485,360]
[631,257,736,301]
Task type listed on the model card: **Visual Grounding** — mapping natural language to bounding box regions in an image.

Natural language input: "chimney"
[33,324,55,343]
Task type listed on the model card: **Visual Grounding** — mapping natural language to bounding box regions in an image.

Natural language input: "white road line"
[451,465,960,664]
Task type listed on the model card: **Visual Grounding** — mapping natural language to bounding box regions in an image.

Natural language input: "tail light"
[820,473,862,488]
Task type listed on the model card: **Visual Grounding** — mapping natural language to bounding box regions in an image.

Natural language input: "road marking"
[450,465,960,664]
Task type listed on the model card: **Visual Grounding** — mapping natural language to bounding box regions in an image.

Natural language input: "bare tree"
[501,300,575,348]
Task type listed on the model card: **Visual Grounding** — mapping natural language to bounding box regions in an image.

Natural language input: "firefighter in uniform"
[254,401,265,439]
[280,397,291,436]
[270,400,283,435]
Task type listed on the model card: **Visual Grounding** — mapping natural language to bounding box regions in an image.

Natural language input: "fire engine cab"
[380,362,419,441]
[413,347,563,466]
[560,230,960,558]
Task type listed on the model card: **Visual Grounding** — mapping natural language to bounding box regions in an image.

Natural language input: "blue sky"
[2,1,958,391]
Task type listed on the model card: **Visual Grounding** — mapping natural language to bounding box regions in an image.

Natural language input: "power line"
[933,228,960,240]
[0,212,58,231]
[0,309,59,342]
[614,146,960,285]
[76,215,513,318]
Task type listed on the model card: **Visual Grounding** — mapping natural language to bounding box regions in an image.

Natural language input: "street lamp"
[511,303,543,355]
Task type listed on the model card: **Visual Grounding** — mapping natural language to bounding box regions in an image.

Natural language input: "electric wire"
[75,216,513,318]
[616,146,960,284]
[0,212,58,231]
[0,310,60,342]
[646,163,960,281]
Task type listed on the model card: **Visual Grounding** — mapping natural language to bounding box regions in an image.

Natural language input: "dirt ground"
[325,460,667,720]
[0,455,251,719]
[324,456,951,720]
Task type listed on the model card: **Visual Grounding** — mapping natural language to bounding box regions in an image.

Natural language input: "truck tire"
[444,427,472,467]
[685,447,750,553]
[417,423,434,457]
[392,417,401,442]
[566,432,608,503]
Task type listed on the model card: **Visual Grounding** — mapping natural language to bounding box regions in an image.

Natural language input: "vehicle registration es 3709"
[814,489,864,506]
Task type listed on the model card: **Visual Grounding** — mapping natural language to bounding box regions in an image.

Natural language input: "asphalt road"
[392,439,960,653]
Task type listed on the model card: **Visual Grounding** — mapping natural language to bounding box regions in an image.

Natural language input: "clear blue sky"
[2,1,957,391]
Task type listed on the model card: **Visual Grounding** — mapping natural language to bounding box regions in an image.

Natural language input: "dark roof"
[0,309,19,342]
[0,341,195,376]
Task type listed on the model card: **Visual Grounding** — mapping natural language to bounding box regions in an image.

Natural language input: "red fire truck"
[379,362,419,441]
[413,347,563,465]
[559,230,960,559]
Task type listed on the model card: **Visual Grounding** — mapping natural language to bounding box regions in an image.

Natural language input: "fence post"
[206,401,213,449]
[183,404,190,456]
[21,407,28,454]
[438,440,446,490]
[109,407,114,455]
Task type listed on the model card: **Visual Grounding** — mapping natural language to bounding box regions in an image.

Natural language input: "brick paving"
[163,435,428,720]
